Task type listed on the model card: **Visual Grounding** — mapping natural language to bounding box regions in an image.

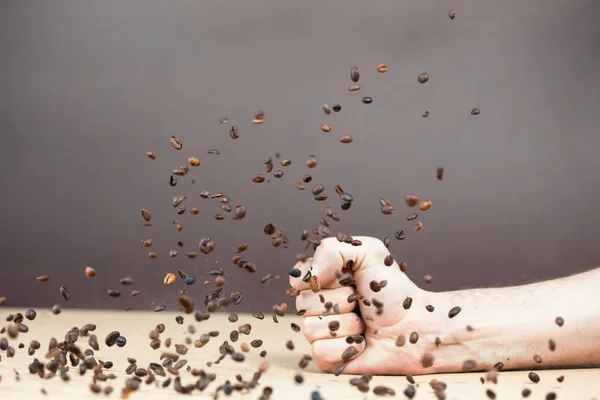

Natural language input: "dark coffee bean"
[116,336,127,347]
[395,335,405,346]
[394,230,406,240]
[328,321,340,332]
[383,254,394,267]
[406,374,415,384]
[231,353,245,362]
[60,286,71,301]
[404,385,416,399]
[556,375,564,382]
[263,223,276,235]
[291,323,301,332]
[286,340,294,351]
[462,359,477,372]
[449,9,456,19]
[250,340,263,348]
[105,331,120,347]
[252,312,264,320]
[426,305,435,312]
[546,393,556,400]
[493,362,504,370]
[549,339,556,351]
[448,306,462,318]
[289,268,302,278]
[175,316,183,325]
[169,175,178,186]
[522,388,532,397]
[555,316,564,326]
[107,289,121,298]
[399,261,408,272]
[302,175,313,183]
[369,280,381,292]
[528,372,540,383]
[140,209,151,222]
[361,97,372,104]
[340,135,353,144]
[471,108,480,116]
[126,364,137,375]
[341,346,359,362]
[405,194,419,207]
[533,355,542,364]
[403,297,413,309]
[417,72,429,83]
[65,327,80,344]
[311,184,324,196]
[421,353,434,368]
[409,332,419,344]
[486,389,496,399]
[436,167,444,181]
[332,104,342,112]
[406,213,418,221]
[323,103,331,115]
[229,126,240,139]
[25,309,37,321]
[350,66,360,82]
[435,337,442,346]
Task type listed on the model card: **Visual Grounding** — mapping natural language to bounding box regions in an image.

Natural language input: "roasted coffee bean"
[394,230,406,240]
[146,151,156,159]
[403,297,413,309]
[218,117,228,124]
[546,393,557,400]
[533,355,543,363]
[350,66,360,82]
[59,286,71,301]
[377,64,388,73]
[105,331,120,347]
[291,323,301,332]
[399,261,408,272]
[422,110,429,117]
[328,321,340,332]
[340,135,353,143]
[332,104,342,112]
[323,103,331,115]
[369,280,381,292]
[436,167,444,181]
[341,346,359,362]
[522,388,532,397]
[36,275,50,282]
[381,205,393,215]
[169,175,177,186]
[435,337,442,346]
[231,353,245,362]
[348,83,360,91]
[320,124,331,132]
[528,372,540,383]
[493,362,504,370]
[405,194,419,207]
[426,305,435,312]
[409,332,419,344]
[549,339,556,351]
[285,340,294,351]
[395,335,406,346]
[263,223,276,235]
[471,108,480,116]
[170,136,183,150]
[406,213,418,221]
[419,200,432,211]
[116,336,127,347]
[557,375,564,382]
[404,385,416,399]
[25,309,37,321]
[289,268,302,278]
[164,273,176,286]
[417,73,429,83]
[555,316,564,327]
[384,254,394,266]
[311,184,324,196]
[229,126,240,139]
[448,306,462,318]
[361,97,372,104]
[107,289,121,298]
[421,353,435,368]
[486,389,496,399]
[449,8,456,19]
[462,359,477,372]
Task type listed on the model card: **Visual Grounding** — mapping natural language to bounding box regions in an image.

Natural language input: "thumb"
[289,236,391,291]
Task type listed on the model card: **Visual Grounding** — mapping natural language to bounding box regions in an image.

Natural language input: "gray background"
[1,0,599,312]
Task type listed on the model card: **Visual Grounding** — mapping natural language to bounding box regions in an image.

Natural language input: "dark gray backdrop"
[1,0,599,312]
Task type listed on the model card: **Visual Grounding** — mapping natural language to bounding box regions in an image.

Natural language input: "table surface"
[0,308,598,399]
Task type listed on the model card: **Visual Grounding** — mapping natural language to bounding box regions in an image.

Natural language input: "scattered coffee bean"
[361,97,372,104]
[449,9,456,19]
[409,332,419,344]
[377,64,388,73]
[417,73,429,83]
[533,355,542,363]
[448,306,462,318]
[555,316,564,327]
[59,286,70,301]
[403,297,413,309]
[528,372,540,383]
[471,108,481,116]
[340,135,353,143]
[170,136,183,150]
[462,359,477,372]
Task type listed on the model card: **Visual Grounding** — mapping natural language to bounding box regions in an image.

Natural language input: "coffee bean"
[422,110,429,117]
[320,125,331,133]
[522,388,532,397]
[555,316,564,326]
[169,136,183,150]
[493,362,504,370]
[557,375,564,382]
[312,184,325,196]
[421,353,434,368]
[154,305,166,312]
[140,209,152,222]
[218,117,228,124]
[25,309,36,321]
[399,261,408,272]
[323,103,331,115]
[350,66,360,82]
[448,306,462,318]
[107,289,121,298]
[549,339,556,351]
[341,346,359,362]
[348,83,360,91]
[105,331,120,347]
[340,135,353,143]
[289,268,302,278]
[409,332,419,344]
[291,323,301,332]
[369,280,381,293]
[449,9,456,19]
[403,297,413,309]
[546,393,556,400]
[424,274,433,283]
[406,213,418,221]
[394,230,406,240]
[404,385,416,399]
[309,275,321,292]
[471,108,480,116]
[361,97,372,104]
[146,151,156,159]
[384,254,394,266]
[426,305,435,312]
[36,275,49,283]
[377,64,388,73]
[328,321,340,332]
[286,340,294,351]
[528,372,540,383]
[164,273,176,286]
[332,104,342,112]
[405,194,419,207]
[51,304,61,315]
[395,335,405,346]
[169,175,177,186]
[263,223,276,235]
[59,286,70,301]
[229,126,240,139]
[417,73,429,83]
[462,359,477,372]
[533,355,542,363]
[436,167,444,181]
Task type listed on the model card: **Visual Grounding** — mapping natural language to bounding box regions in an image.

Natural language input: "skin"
[289,236,600,375]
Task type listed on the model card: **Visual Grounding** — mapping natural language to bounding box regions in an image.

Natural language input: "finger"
[303,313,365,344]
[312,337,366,372]
[295,287,356,317]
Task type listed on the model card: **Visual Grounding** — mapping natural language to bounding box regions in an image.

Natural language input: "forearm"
[433,268,600,371]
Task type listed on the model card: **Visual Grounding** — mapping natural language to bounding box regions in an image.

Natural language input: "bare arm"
[431,268,600,371]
